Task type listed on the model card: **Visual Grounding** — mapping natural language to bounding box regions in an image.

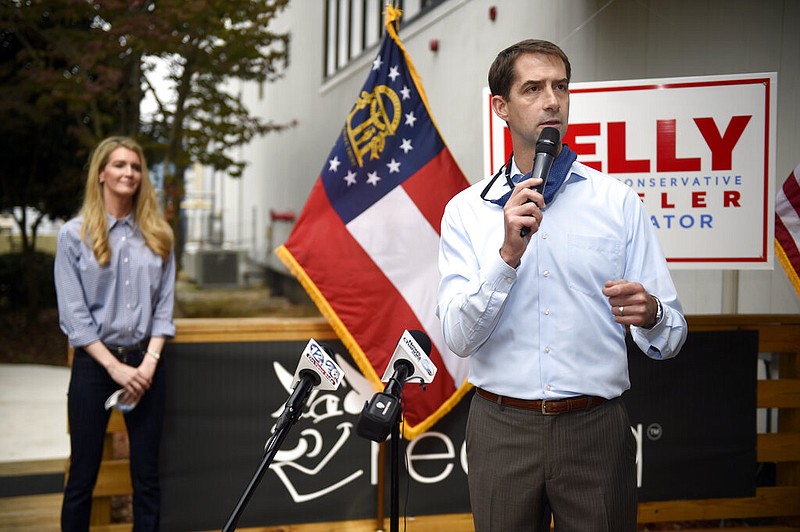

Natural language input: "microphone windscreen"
[409,329,432,355]
[536,127,560,157]
[320,344,335,356]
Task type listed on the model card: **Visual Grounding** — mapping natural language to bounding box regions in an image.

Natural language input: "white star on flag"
[344,170,357,186]
[387,159,401,173]
[404,112,417,127]
[366,171,381,186]
[400,138,413,154]
[328,156,341,172]
[400,86,411,100]
[388,65,400,81]
[372,56,383,71]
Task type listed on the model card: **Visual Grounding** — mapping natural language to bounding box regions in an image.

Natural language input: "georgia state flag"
[277,6,471,439]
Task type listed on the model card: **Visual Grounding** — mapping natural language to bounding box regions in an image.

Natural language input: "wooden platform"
[0,493,62,531]
[0,461,797,532]
[1,495,799,532]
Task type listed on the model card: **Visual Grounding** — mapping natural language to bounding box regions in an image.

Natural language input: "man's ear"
[491,94,508,122]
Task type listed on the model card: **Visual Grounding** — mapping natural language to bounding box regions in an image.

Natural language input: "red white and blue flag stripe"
[776,162,800,299]
[276,6,471,439]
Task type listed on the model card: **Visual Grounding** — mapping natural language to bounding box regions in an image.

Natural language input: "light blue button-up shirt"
[54,214,176,348]
[436,159,687,400]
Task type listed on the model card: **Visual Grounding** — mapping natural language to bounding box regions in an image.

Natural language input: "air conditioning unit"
[185,249,240,288]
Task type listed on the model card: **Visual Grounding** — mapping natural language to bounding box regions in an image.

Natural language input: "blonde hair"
[80,136,173,266]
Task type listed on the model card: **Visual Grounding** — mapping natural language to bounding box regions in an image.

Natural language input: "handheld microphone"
[357,330,435,442]
[520,126,560,237]
[274,339,343,433]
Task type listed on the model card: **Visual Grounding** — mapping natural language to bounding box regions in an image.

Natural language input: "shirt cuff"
[151,321,176,339]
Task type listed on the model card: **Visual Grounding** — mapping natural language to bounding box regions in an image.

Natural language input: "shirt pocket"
[567,234,623,297]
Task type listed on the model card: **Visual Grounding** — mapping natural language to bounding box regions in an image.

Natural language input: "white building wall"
[224,0,800,315]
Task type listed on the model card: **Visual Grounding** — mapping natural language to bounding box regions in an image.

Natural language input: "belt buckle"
[541,399,558,415]
[114,346,128,364]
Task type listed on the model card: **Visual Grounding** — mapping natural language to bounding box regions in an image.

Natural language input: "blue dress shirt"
[436,159,687,400]
[54,214,176,348]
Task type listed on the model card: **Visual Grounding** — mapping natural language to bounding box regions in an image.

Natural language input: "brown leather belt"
[476,387,608,415]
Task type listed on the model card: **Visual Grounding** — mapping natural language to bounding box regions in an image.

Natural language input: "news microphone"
[520,126,560,237]
[381,329,436,388]
[230,340,344,532]
[357,330,435,442]
[274,339,343,433]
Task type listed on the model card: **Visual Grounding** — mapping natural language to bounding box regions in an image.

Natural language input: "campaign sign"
[483,73,777,269]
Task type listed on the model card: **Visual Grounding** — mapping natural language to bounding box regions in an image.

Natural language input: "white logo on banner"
[267,354,372,503]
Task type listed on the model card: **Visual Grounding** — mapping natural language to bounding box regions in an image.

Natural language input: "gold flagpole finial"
[385,3,402,28]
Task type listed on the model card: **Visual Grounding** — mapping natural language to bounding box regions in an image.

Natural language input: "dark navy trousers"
[61,347,165,532]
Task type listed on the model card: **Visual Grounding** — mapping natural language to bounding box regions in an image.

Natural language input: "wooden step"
[0,458,66,477]
[0,493,61,531]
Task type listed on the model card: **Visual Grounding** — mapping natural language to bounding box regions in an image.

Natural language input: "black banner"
[160,340,470,530]
[159,331,757,530]
[623,330,758,501]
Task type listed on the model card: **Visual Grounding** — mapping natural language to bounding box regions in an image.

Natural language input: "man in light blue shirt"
[436,39,687,532]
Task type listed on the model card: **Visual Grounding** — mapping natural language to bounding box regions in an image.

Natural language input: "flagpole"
[721,270,739,313]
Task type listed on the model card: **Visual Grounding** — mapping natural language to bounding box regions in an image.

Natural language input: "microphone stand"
[382,373,408,532]
[389,408,401,532]
[222,379,314,532]
[357,361,417,532]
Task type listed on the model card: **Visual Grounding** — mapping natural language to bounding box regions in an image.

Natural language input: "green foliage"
[0,0,292,314]
[132,0,292,258]
[1,0,291,232]
[0,251,57,312]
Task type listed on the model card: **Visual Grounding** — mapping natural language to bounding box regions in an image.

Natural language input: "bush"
[0,251,57,312]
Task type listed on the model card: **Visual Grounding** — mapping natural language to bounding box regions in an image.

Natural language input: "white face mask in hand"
[104,389,139,413]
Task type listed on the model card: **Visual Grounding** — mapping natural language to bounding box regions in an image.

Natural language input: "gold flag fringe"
[776,239,800,299]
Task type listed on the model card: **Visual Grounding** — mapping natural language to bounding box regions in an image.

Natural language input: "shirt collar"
[106,212,135,230]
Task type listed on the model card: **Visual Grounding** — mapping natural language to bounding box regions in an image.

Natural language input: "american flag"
[776,162,800,299]
[276,5,471,439]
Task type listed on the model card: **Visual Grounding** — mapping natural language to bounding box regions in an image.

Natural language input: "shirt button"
[542,233,549,239]
[126,304,131,309]
[544,346,551,353]
[543,270,550,278]
[125,280,130,286]
[124,257,128,263]
[121,236,126,241]
[506,277,513,285]
[544,308,551,315]
[546,385,552,391]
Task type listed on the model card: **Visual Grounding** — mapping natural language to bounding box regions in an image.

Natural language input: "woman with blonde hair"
[55,136,175,531]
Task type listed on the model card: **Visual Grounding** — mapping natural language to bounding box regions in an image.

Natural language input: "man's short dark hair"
[488,39,571,100]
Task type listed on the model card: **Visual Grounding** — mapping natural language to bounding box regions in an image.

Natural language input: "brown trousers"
[466,393,637,532]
